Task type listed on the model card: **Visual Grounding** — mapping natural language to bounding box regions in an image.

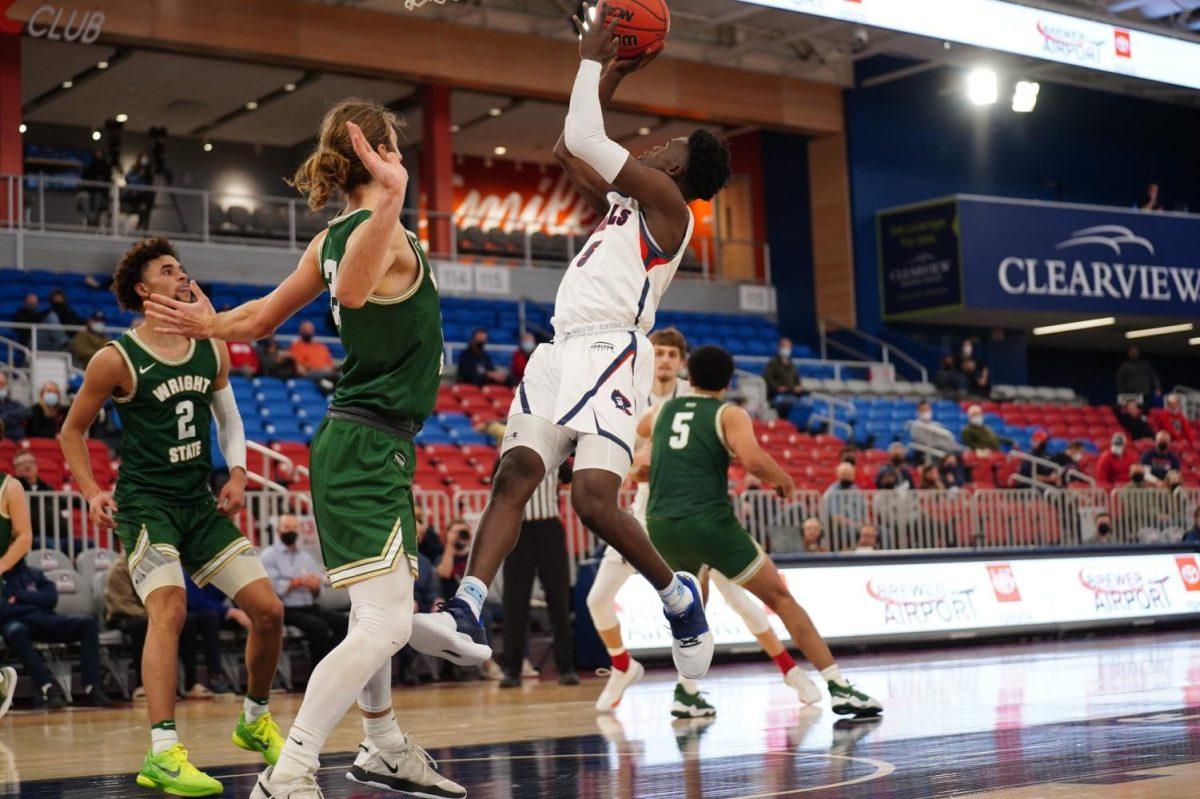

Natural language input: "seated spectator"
[260,515,348,666]
[934,355,965,395]
[1164,469,1184,494]
[1128,463,1157,488]
[259,337,297,380]
[38,288,80,352]
[763,337,804,419]
[456,329,507,387]
[1140,431,1181,481]
[104,554,150,698]
[1115,346,1160,405]
[1093,511,1115,545]
[510,332,536,385]
[12,451,58,549]
[823,463,864,544]
[917,463,944,489]
[26,381,67,439]
[954,338,979,370]
[911,401,960,453]
[69,311,110,369]
[874,443,914,489]
[938,453,968,488]
[838,445,859,466]
[290,321,339,382]
[961,404,1001,451]
[854,524,877,552]
[1138,181,1163,211]
[47,288,85,329]
[1052,439,1090,484]
[227,340,261,378]
[1181,507,1200,544]
[1150,394,1193,443]
[182,576,238,696]
[801,518,828,554]
[12,293,43,347]
[0,559,112,708]
[415,505,444,565]
[1018,429,1060,487]
[0,372,30,441]
[437,518,474,597]
[1116,398,1155,442]
[1094,433,1135,486]
[960,359,989,396]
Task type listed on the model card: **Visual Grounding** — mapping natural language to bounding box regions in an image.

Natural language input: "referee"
[499,463,578,687]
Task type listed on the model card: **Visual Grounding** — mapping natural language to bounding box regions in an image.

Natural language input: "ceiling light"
[638,126,651,136]
[91,130,101,141]
[1032,317,1116,336]
[284,83,296,92]
[965,68,997,106]
[494,146,507,156]
[449,124,461,133]
[1190,338,1200,346]
[203,142,213,152]
[115,113,128,123]
[488,107,502,117]
[1012,80,1039,113]
[1125,322,1194,339]
[18,123,26,134]
[245,101,258,110]
[97,61,108,69]
[943,41,951,50]
[61,80,73,89]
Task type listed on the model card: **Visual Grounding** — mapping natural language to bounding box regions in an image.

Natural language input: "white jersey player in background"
[587,329,822,717]
[409,3,733,679]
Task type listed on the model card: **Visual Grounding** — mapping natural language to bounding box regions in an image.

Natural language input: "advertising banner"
[877,199,962,319]
[614,551,1200,652]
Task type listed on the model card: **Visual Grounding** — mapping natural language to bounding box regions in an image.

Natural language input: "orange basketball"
[603,0,670,59]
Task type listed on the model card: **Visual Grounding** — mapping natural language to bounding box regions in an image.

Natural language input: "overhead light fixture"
[18,123,26,134]
[203,142,213,152]
[91,130,101,141]
[1190,337,1200,346]
[638,126,651,136]
[488,107,502,117]
[494,146,507,156]
[943,41,951,50]
[1125,322,1194,339]
[1012,80,1039,113]
[284,83,296,92]
[965,68,997,106]
[1032,317,1116,336]
[449,124,461,133]
[245,101,258,110]
[115,113,128,123]
[97,60,108,69]
[61,80,74,89]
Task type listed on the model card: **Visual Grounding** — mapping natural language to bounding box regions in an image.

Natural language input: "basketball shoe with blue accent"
[409,597,492,666]
[664,572,713,680]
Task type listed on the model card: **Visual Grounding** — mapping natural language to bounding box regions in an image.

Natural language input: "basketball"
[603,0,670,59]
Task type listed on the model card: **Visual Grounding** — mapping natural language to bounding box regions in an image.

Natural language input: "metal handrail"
[819,318,929,383]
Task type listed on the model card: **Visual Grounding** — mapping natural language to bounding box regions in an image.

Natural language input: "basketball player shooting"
[409,1,733,679]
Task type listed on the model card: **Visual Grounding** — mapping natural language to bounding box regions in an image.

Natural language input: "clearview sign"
[879,196,1200,320]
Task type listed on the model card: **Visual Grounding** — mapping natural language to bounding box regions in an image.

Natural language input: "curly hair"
[683,130,732,202]
[686,345,735,392]
[290,98,406,211]
[112,236,178,312]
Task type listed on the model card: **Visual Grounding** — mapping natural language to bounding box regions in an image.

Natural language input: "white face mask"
[918,411,932,422]
[778,347,792,359]
[969,414,983,426]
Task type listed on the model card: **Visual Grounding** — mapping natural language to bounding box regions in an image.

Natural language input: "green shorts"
[310,417,419,588]
[647,504,767,585]
[115,495,253,588]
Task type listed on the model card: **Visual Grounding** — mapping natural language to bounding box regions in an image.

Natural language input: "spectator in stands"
[763,337,804,419]
[79,148,112,227]
[12,293,43,348]
[854,524,877,552]
[47,288,85,329]
[124,151,155,231]
[0,559,112,708]
[1138,182,1163,211]
[960,359,989,397]
[1095,433,1135,486]
[954,338,979,369]
[437,518,473,597]
[917,463,944,489]
[1141,431,1181,481]
[801,517,828,554]
[69,311,110,369]
[1052,439,1089,484]
[1115,346,1161,403]
[938,452,968,489]
[911,400,960,453]
[1093,512,1115,545]
[456,329,507,387]
[415,505,444,566]
[182,576,237,697]
[290,321,339,382]
[227,340,261,378]
[1151,393,1193,443]
[1018,429,1060,487]
[260,515,348,667]
[874,443,914,490]
[961,404,1001,451]
[259,337,297,379]
[104,554,150,698]
[0,372,30,441]
[510,332,537,385]
[1181,507,1200,544]
[934,355,965,396]
[823,463,865,545]
[1116,398,1155,441]
[838,445,859,466]
[1128,463,1156,488]
[1164,469,1184,495]
[26,381,67,439]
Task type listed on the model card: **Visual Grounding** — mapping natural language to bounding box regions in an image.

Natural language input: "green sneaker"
[232,711,284,766]
[828,681,882,718]
[670,683,717,718]
[135,744,223,797]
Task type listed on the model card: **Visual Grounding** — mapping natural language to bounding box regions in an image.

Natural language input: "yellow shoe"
[232,711,284,766]
[135,744,223,797]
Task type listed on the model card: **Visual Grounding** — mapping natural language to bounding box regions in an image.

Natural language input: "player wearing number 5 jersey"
[60,237,286,797]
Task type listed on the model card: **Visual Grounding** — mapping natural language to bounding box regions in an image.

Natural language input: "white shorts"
[504,329,652,477]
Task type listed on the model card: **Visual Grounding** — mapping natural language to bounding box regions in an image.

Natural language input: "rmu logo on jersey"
[152,375,212,403]
[611,389,632,416]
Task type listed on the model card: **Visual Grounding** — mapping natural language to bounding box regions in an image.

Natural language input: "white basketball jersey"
[552,192,694,335]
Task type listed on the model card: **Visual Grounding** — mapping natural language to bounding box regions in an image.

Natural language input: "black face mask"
[1158,443,1169,452]
[839,479,854,489]
[891,455,904,465]
[473,340,487,350]
[1097,523,1111,536]
[1132,473,1145,484]
[300,333,313,343]
[280,532,299,546]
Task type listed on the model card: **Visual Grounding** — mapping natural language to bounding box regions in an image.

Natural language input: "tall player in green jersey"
[635,346,883,719]
[144,100,464,799]
[61,236,287,796]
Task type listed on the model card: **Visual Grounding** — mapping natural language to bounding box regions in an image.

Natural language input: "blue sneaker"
[663,572,714,680]
[409,597,493,666]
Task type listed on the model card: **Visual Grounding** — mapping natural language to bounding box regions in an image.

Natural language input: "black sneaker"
[43,684,67,710]
[558,671,580,686]
[78,686,115,707]
[499,674,521,689]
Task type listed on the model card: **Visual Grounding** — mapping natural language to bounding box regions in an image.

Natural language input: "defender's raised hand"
[145,280,216,340]
[573,1,619,65]
[345,120,408,196]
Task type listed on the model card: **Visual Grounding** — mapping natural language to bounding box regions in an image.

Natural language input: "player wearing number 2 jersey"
[61,236,285,797]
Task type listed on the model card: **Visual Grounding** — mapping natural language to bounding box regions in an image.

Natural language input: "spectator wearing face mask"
[0,372,30,442]
[289,321,339,382]
[1150,394,1194,443]
[910,400,960,453]
[1126,463,1157,488]
[1116,398,1155,442]
[763,337,804,418]
[456,329,507,387]
[26,381,66,438]
[1094,433,1136,486]
[68,311,110,369]
[1140,431,1180,481]
[1181,507,1200,544]
[954,339,983,371]
[938,453,968,488]
[12,293,43,348]
[934,355,966,396]
[1051,439,1089,484]
[960,359,989,397]
[874,443,914,490]
[510,332,537,385]
[1093,512,1115,545]
[823,463,864,546]
[1018,429,1060,487]
[961,404,1001,451]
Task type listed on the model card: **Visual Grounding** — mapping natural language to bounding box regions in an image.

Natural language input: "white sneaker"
[348,738,467,798]
[520,658,540,678]
[784,667,822,705]
[664,573,714,680]
[408,600,492,667]
[594,659,644,712]
[479,660,504,681]
[0,667,16,720]
[250,766,324,798]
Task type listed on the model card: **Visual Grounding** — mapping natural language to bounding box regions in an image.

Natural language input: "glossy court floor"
[2,631,1199,798]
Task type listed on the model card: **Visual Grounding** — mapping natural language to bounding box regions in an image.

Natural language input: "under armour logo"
[611,390,632,416]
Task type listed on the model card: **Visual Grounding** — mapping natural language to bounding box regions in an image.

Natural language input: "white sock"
[362,711,406,751]
[150,724,179,755]
[677,676,699,694]
[455,577,488,620]
[658,575,692,615]
[820,664,848,687]
[244,694,270,722]
[272,720,322,781]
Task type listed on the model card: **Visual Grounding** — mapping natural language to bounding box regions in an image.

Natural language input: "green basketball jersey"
[0,473,12,557]
[318,209,443,423]
[109,331,219,504]
[648,395,733,519]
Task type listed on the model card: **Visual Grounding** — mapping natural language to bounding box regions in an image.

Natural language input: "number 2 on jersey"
[668,411,694,449]
[175,400,195,440]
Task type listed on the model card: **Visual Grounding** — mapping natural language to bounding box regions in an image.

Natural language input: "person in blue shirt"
[1140,431,1181,481]
[1182,507,1200,545]
[455,329,507,387]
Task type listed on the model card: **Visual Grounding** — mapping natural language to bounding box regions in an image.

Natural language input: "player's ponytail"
[290,98,405,210]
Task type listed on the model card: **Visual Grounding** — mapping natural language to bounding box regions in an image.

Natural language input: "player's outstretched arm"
[211,341,248,516]
[61,347,127,528]
[630,404,664,482]
[721,405,796,498]
[0,479,32,573]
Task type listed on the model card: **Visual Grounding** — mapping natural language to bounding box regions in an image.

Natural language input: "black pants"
[501,518,574,677]
[283,606,349,665]
[1,612,101,689]
[114,616,149,682]
[180,611,224,688]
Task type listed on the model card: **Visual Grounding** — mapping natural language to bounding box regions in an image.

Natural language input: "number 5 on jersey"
[669,411,694,449]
